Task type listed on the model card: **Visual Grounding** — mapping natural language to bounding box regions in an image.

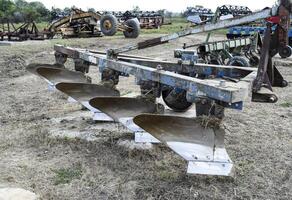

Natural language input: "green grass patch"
[280,102,292,108]
[52,164,83,185]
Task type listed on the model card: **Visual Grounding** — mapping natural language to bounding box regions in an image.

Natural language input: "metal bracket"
[54,52,67,66]
[74,58,90,73]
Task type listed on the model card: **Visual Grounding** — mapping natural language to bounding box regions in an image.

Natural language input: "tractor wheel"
[227,56,250,67]
[162,87,192,112]
[279,45,292,58]
[123,19,140,38]
[100,14,118,36]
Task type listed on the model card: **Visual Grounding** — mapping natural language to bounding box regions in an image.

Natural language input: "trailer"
[105,10,167,29]
[27,0,291,176]
[46,8,141,39]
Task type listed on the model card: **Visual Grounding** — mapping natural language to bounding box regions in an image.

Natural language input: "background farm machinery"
[227,26,292,47]
[186,5,253,25]
[46,8,140,39]
[0,8,141,41]
[0,20,45,41]
[104,10,169,29]
[27,0,291,176]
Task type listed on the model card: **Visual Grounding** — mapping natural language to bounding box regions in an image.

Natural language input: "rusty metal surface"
[89,97,158,121]
[48,10,101,32]
[133,114,233,176]
[55,83,120,102]
[36,67,89,85]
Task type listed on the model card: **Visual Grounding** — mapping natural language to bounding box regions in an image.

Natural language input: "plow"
[27,0,291,176]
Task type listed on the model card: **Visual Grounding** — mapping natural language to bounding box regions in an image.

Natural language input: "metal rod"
[110,8,275,55]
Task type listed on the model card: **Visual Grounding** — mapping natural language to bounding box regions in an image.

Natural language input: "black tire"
[123,19,140,38]
[227,56,250,67]
[100,14,118,36]
[279,45,292,59]
[162,87,192,112]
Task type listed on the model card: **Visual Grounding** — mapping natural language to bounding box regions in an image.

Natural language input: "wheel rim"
[103,20,112,30]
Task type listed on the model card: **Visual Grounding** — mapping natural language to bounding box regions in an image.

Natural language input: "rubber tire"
[100,14,118,36]
[279,45,292,59]
[162,88,192,112]
[123,19,140,38]
[227,56,250,67]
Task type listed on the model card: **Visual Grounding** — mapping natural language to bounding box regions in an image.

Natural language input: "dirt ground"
[0,34,291,200]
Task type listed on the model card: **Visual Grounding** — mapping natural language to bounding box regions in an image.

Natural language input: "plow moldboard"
[55,82,120,101]
[36,67,89,85]
[56,82,120,121]
[89,97,160,143]
[89,97,158,121]
[133,114,233,176]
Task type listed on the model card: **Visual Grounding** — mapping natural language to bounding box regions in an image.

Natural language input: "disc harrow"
[27,0,291,177]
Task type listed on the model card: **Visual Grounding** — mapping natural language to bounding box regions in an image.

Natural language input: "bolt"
[156,65,163,70]
[219,80,226,87]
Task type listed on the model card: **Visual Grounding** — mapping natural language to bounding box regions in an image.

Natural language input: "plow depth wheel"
[279,45,292,58]
[100,14,118,36]
[123,19,140,38]
[227,56,250,67]
[162,88,192,112]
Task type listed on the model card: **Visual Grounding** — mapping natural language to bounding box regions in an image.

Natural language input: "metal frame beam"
[54,45,253,104]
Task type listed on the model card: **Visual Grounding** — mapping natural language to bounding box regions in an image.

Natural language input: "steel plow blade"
[55,82,120,121]
[26,63,61,75]
[133,114,233,176]
[35,67,90,86]
[89,97,160,143]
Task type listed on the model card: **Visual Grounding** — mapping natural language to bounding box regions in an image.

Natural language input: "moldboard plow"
[27,0,291,176]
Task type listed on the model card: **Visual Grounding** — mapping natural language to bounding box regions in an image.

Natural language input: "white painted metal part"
[119,117,160,143]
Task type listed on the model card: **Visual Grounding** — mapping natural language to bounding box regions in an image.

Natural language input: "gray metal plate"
[36,67,89,85]
[89,97,158,122]
[133,114,233,176]
[56,82,120,102]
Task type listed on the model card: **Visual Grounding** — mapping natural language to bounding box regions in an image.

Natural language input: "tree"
[88,8,96,13]
[132,6,140,12]
[50,7,63,20]
[28,1,50,21]
[0,0,16,19]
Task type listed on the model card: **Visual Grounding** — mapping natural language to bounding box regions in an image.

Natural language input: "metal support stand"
[74,59,90,73]
[54,52,67,67]
[252,22,288,103]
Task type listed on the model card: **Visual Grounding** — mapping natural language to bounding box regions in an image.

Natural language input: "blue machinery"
[227,26,292,45]
[28,1,291,176]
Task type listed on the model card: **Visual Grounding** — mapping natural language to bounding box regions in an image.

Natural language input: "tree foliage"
[0,0,49,22]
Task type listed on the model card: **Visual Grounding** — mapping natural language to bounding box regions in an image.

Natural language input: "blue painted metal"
[54,45,254,107]
[227,25,290,38]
